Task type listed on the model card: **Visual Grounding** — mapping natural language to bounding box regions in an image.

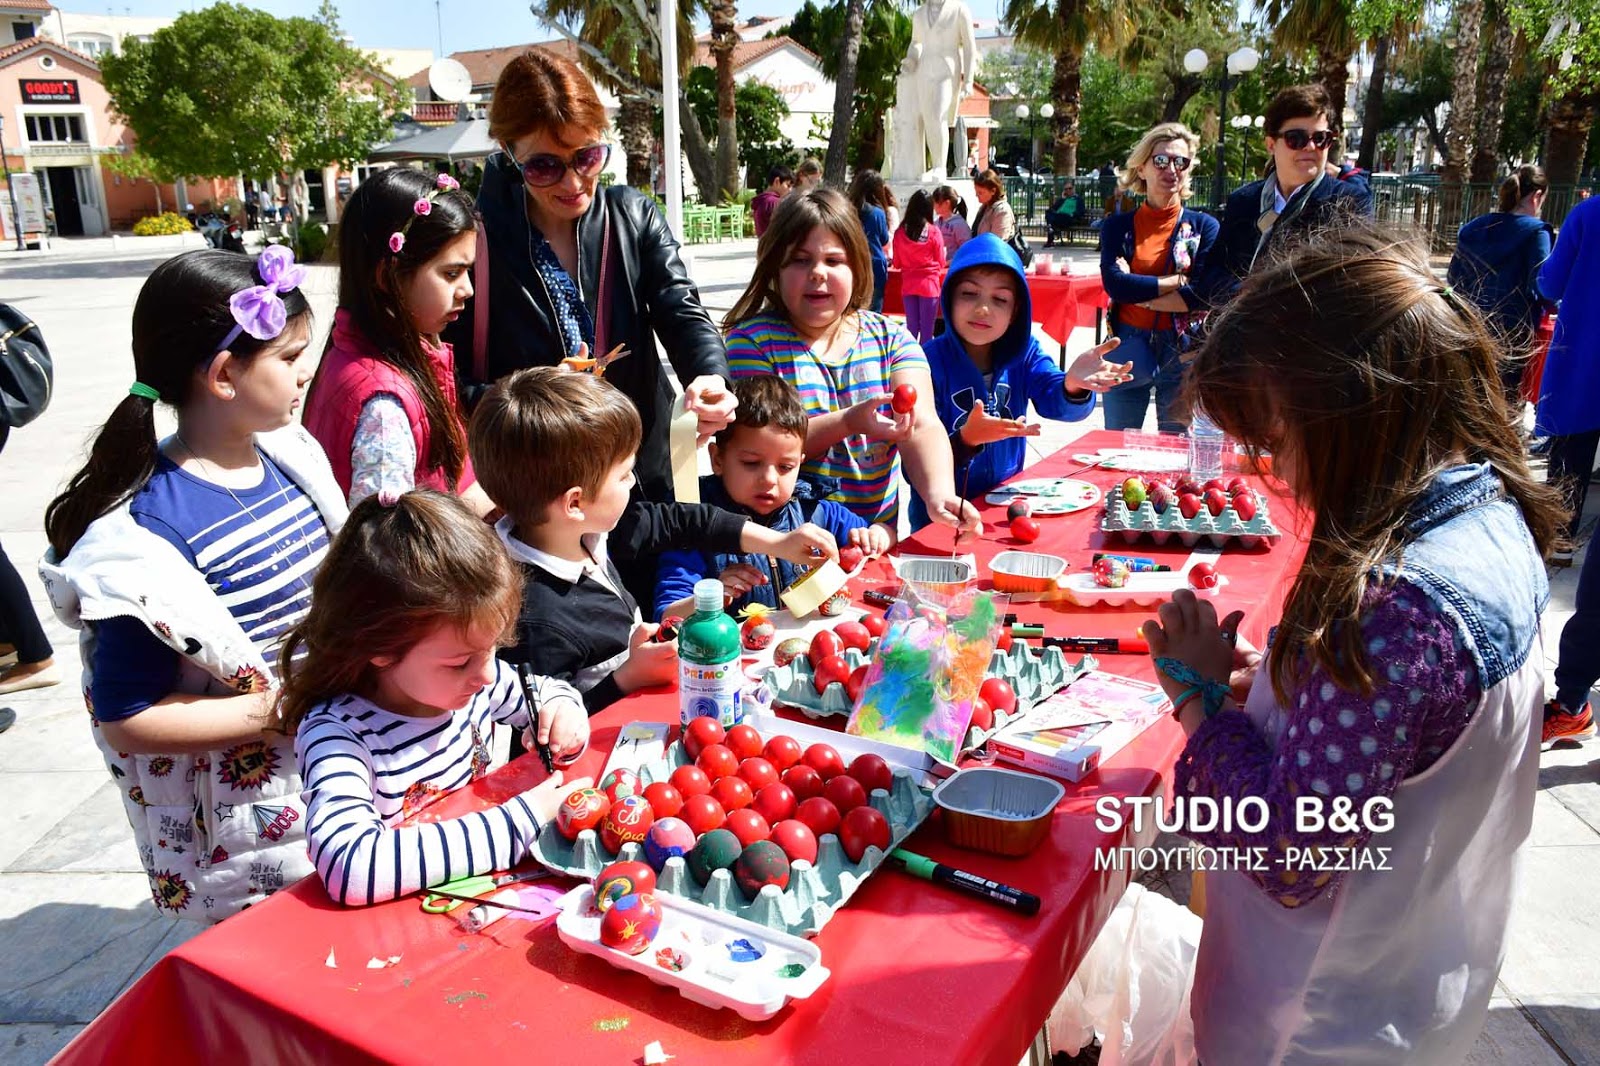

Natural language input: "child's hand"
[1141,593,1243,718]
[533,691,590,762]
[849,524,895,556]
[521,772,594,825]
[958,400,1040,446]
[616,624,678,693]
[716,562,769,601]
[771,522,839,567]
[845,394,913,442]
[1065,336,1132,394]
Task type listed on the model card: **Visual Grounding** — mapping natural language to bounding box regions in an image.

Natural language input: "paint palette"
[557,885,830,1019]
[1069,449,1190,473]
[985,478,1103,514]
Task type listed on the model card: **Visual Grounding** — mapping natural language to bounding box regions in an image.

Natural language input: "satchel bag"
[0,303,53,428]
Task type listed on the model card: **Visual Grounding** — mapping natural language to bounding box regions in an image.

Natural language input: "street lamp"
[0,117,24,251]
[1184,45,1261,208]
[1231,114,1259,179]
[1015,102,1053,221]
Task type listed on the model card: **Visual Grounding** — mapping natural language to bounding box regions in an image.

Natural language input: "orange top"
[1116,200,1183,331]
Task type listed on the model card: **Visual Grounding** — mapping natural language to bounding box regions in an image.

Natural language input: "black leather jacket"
[447,155,730,503]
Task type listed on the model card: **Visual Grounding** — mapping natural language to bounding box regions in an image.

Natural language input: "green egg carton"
[530,742,933,939]
[962,646,1096,750]
[1101,486,1281,548]
[764,647,874,718]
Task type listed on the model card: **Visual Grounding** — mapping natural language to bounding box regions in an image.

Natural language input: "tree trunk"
[1422,111,1447,159]
[1161,73,1202,124]
[1542,87,1598,187]
[618,95,654,188]
[1049,5,1084,177]
[1440,0,1482,187]
[1315,39,1353,136]
[710,0,740,202]
[825,0,867,187]
[1357,36,1389,172]
[678,93,718,199]
[1469,8,1513,183]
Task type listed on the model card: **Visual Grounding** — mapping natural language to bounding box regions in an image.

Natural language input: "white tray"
[1060,570,1228,608]
[557,885,831,1020]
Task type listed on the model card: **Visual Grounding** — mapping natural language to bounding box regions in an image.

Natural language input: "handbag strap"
[593,203,611,359]
[472,220,490,384]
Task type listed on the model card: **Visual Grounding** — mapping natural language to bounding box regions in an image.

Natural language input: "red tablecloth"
[883,268,1109,347]
[54,432,1308,1066]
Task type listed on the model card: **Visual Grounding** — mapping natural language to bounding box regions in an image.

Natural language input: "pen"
[890,849,1041,916]
[515,662,555,775]
[1042,636,1149,654]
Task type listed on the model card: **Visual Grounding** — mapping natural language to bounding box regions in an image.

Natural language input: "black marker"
[863,589,897,608]
[890,849,1041,916]
[515,662,555,775]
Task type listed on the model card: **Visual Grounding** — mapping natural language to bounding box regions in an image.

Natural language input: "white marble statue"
[891,0,978,182]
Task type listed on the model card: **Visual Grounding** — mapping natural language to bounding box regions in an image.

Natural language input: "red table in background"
[54,433,1307,1066]
[882,267,1110,351]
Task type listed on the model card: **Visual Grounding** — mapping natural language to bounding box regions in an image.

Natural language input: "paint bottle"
[678,579,743,728]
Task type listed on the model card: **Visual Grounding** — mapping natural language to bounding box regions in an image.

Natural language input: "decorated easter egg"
[599,892,662,955]
[593,860,656,911]
[739,605,776,650]
[600,794,655,854]
[556,787,611,841]
[770,818,819,864]
[642,817,697,870]
[599,767,643,805]
[1188,562,1219,589]
[772,637,810,668]
[818,588,853,616]
[687,827,743,884]
[1120,477,1147,508]
[1092,556,1131,588]
[839,805,892,863]
[1007,497,1032,521]
[734,840,792,899]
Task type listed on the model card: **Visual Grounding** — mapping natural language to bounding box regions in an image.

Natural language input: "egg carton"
[531,740,934,939]
[763,647,874,718]
[1101,486,1281,548]
[962,644,1096,750]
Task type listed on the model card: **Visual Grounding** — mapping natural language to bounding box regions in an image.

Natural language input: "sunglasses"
[1277,129,1338,151]
[1151,152,1191,172]
[507,143,612,188]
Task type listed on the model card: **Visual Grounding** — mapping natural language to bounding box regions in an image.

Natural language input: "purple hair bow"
[218,245,307,351]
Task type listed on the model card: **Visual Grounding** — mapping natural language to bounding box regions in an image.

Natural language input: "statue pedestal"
[887,177,976,214]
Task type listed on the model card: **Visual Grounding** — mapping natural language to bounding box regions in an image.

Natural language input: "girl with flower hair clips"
[304,168,493,514]
[40,248,346,921]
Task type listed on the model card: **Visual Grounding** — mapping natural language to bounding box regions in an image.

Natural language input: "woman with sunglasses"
[1097,122,1218,432]
[1201,84,1373,306]
[447,52,737,558]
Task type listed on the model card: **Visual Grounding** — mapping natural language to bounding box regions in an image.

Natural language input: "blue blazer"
[1200,175,1373,306]
[1098,206,1220,320]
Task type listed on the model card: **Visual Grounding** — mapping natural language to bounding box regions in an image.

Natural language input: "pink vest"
[303,308,476,498]
[894,225,946,298]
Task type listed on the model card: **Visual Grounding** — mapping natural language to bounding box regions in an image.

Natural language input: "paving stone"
[1499,845,1600,998]
[1519,995,1600,1066]
[8,781,140,874]
[0,772,107,870]
[0,1023,86,1066]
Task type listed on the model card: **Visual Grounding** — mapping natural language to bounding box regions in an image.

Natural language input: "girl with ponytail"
[39,247,347,922]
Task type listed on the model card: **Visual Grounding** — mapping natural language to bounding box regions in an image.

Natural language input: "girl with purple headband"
[39,247,348,921]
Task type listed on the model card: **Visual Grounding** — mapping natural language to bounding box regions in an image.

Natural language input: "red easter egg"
[838,544,865,572]
[979,677,1017,717]
[556,787,611,841]
[839,805,892,863]
[593,860,656,911]
[781,763,825,801]
[669,764,712,798]
[1202,478,1227,494]
[1203,488,1228,516]
[809,629,843,663]
[680,793,726,836]
[1189,562,1219,589]
[861,614,886,639]
[891,383,918,414]
[996,626,1013,652]
[1011,516,1041,544]
[1174,475,1201,496]
[600,795,655,854]
[722,807,772,847]
[762,734,803,772]
[834,621,871,653]
[599,892,661,955]
[847,753,894,795]
[1232,491,1258,521]
[683,716,725,760]
[641,781,684,820]
[1226,476,1250,494]
[844,664,869,704]
[737,756,780,792]
[823,773,868,814]
[969,695,994,732]
[795,796,842,838]
[725,723,763,761]
[710,775,754,812]
[801,742,846,780]
[599,767,643,805]
[752,782,798,824]
[696,743,739,781]
[770,818,819,865]
[812,654,851,695]
[1178,492,1202,519]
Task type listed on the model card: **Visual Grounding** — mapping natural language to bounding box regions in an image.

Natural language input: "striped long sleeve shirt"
[294,660,581,906]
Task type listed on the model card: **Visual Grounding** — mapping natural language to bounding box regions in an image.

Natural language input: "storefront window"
[24,114,86,144]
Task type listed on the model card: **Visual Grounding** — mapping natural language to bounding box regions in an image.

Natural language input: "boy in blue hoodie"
[911,234,1130,529]
[654,374,896,620]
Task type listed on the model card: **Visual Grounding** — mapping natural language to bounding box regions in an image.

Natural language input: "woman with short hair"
[970,169,1016,242]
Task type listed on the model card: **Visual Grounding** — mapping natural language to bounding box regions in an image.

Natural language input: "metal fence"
[1000,176,1590,252]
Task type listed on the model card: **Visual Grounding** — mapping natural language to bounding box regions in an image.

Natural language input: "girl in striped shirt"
[724,188,980,536]
[280,490,590,907]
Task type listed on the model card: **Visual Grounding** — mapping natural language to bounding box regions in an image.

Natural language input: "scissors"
[560,343,630,377]
[420,869,553,914]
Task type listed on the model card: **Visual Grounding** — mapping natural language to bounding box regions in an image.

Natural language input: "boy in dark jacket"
[469,368,834,714]
[912,234,1130,529]
[654,375,894,621]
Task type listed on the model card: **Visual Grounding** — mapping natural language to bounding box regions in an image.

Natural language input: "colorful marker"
[1043,636,1150,655]
[891,849,1041,916]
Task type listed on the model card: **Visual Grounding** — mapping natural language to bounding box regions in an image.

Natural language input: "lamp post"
[1015,102,1053,222]
[0,117,24,251]
[1183,45,1260,209]
[1230,114,1262,180]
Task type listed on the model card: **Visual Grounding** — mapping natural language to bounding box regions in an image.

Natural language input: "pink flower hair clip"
[387,171,463,255]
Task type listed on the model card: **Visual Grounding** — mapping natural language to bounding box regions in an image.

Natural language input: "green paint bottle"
[678,578,743,728]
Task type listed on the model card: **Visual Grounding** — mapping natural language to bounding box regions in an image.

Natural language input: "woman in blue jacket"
[912,234,1129,529]
[1098,122,1219,432]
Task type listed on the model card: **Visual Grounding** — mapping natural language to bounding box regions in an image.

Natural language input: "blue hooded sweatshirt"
[910,234,1095,529]
[1448,211,1554,342]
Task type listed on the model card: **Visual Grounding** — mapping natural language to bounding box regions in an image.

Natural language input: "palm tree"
[1261,0,1358,134]
[1469,0,1515,183]
[1440,0,1483,187]
[709,0,741,198]
[824,0,867,187]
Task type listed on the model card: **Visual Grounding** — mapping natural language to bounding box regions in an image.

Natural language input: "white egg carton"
[1060,570,1229,608]
[556,885,830,1020]
[1101,486,1281,548]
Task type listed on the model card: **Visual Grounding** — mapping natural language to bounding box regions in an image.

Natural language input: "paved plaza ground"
[1,235,1597,1064]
